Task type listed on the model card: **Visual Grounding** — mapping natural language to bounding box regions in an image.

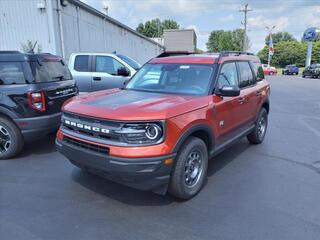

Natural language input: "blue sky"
[81,0,320,53]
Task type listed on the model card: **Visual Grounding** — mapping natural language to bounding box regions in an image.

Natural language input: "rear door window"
[74,55,89,72]
[0,62,26,85]
[31,61,72,83]
[238,61,254,88]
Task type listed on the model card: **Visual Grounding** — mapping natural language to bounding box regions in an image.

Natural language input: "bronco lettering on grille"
[64,119,110,134]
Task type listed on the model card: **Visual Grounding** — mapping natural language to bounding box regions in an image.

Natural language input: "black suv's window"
[31,61,72,83]
[74,55,89,72]
[96,56,126,75]
[238,61,254,88]
[217,62,238,88]
[0,62,26,85]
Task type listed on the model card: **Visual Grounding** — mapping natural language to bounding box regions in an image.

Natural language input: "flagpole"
[265,26,276,67]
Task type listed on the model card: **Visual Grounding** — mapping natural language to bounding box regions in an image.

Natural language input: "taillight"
[27,91,46,112]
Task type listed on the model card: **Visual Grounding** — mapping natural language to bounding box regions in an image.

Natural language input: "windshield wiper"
[52,75,66,81]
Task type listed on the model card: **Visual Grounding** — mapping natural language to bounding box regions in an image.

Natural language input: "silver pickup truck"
[69,53,141,92]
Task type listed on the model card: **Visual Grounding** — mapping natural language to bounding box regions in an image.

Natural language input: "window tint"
[252,62,264,81]
[0,62,26,85]
[96,56,126,75]
[238,61,254,88]
[30,61,72,83]
[217,62,238,88]
[74,55,89,72]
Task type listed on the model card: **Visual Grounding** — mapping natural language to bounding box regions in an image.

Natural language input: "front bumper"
[56,138,176,193]
[14,112,62,141]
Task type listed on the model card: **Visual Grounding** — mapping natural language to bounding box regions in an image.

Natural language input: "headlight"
[116,122,164,145]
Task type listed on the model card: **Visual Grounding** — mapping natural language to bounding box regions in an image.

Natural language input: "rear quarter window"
[0,62,26,85]
[74,55,89,72]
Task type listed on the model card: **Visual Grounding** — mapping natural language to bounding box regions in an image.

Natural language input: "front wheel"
[169,137,208,199]
[0,117,24,159]
[247,108,268,144]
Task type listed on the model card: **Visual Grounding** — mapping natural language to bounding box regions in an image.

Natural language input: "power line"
[239,4,253,51]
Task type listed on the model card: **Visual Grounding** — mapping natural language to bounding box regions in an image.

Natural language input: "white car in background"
[69,53,141,92]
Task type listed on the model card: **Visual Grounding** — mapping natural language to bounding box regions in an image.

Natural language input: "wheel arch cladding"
[173,124,214,154]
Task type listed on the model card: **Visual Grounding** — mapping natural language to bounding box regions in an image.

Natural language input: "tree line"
[136,19,317,68]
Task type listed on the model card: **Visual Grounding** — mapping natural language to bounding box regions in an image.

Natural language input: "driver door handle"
[238,97,246,104]
[93,76,101,81]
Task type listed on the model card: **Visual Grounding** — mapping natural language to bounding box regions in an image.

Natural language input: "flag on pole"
[269,34,274,56]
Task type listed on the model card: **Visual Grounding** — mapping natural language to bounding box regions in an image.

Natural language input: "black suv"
[302,64,320,78]
[0,51,77,159]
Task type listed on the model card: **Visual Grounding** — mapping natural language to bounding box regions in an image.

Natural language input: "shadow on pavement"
[72,138,251,206]
[17,133,57,158]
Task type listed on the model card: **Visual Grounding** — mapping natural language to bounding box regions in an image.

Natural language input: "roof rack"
[0,51,21,54]
[219,51,254,57]
[157,51,193,58]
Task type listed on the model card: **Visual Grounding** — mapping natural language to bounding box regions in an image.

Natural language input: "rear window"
[31,61,72,83]
[0,62,26,85]
[74,55,89,72]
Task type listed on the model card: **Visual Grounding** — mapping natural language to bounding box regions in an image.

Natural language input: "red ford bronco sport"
[56,52,270,199]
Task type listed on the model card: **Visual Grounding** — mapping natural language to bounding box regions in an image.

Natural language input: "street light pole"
[266,25,276,67]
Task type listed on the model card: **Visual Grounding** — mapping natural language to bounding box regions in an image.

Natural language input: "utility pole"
[239,4,252,51]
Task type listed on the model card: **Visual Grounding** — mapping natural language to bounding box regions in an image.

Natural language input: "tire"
[0,117,24,159]
[302,75,305,78]
[169,137,208,199]
[269,72,273,75]
[247,108,268,144]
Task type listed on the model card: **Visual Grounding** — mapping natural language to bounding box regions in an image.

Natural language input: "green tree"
[136,19,179,38]
[206,29,248,52]
[265,32,296,45]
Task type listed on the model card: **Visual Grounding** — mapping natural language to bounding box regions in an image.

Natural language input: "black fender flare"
[0,106,19,120]
[172,124,215,153]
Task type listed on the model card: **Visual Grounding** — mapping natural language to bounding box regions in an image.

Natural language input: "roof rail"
[0,51,21,54]
[219,51,254,57]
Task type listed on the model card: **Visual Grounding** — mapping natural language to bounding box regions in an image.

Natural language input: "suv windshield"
[116,54,141,70]
[31,61,72,83]
[126,63,215,95]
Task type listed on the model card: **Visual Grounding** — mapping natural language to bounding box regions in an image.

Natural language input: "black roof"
[0,51,62,62]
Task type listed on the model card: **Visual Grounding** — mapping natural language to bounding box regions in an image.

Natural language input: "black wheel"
[247,108,268,144]
[0,117,24,159]
[302,75,305,78]
[169,137,208,199]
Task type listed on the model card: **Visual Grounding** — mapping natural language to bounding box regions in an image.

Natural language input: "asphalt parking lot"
[1,75,320,240]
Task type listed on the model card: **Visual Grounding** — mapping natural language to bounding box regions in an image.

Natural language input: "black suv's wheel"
[0,117,24,159]
[247,108,268,144]
[169,137,208,199]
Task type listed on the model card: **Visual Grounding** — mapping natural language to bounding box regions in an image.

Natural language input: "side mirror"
[217,85,240,97]
[117,67,130,77]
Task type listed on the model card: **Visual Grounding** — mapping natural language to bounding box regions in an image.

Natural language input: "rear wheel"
[0,117,24,159]
[169,137,208,199]
[247,108,268,144]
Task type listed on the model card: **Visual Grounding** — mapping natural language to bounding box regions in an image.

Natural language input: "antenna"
[29,41,38,54]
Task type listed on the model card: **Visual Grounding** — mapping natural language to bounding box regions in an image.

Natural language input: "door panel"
[92,56,129,91]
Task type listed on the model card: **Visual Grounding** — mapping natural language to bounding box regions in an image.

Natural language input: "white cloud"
[220,14,234,22]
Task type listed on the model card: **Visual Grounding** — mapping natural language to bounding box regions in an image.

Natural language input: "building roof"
[69,0,164,49]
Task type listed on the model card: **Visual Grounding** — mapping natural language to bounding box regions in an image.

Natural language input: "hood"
[63,89,209,121]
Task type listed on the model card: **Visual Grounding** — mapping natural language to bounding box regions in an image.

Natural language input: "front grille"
[63,136,109,154]
[61,113,122,143]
